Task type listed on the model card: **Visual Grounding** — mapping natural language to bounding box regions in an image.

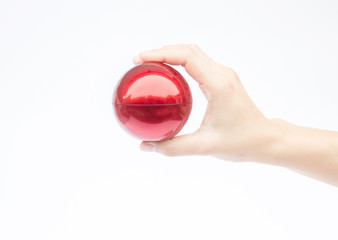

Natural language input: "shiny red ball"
[113,62,192,141]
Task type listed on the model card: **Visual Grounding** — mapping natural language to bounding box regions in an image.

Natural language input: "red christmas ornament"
[113,62,192,141]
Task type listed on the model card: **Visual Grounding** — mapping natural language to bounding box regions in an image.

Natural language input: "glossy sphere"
[113,62,192,141]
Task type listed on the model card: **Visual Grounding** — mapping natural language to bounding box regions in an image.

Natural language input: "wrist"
[248,118,287,166]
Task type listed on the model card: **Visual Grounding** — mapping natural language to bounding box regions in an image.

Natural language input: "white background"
[1,0,338,239]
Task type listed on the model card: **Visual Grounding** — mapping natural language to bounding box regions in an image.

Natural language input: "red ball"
[113,62,192,141]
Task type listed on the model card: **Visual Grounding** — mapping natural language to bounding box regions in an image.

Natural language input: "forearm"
[255,119,338,187]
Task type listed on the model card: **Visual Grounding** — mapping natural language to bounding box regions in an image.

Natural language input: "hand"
[133,44,276,162]
[133,44,338,187]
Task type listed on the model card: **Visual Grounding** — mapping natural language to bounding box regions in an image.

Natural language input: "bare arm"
[259,120,338,186]
[134,44,338,187]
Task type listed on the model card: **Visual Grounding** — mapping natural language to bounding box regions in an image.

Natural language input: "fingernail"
[140,142,155,152]
[133,55,142,64]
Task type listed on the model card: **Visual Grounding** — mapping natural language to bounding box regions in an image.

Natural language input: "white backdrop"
[1,0,338,239]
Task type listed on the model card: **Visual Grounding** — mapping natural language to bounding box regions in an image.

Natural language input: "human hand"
[132,44,338,186]
[134,44,277,162]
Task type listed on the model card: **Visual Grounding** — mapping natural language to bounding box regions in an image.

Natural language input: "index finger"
[133,44,214,87]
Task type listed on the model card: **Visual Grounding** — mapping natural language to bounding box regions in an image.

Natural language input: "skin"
[133,44,338,187]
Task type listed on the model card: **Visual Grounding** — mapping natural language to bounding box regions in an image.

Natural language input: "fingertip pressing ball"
[113,62,192,141]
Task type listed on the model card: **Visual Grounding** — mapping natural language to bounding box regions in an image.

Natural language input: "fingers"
[140,131,211,157]
[134,44,206,65]
[133,44,214,87]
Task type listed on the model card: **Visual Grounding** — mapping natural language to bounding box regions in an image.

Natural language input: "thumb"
[140,131,209,157]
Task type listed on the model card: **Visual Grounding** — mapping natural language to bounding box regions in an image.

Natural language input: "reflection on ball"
[113,62,192,141]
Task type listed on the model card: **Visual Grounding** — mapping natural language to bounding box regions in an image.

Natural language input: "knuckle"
[228,67,238,77]
[162,147,177,157]
[221,65,237,76]
[213,77,235,95]
[188,43,200,50]
[222,79,235,92]
[219,67,239,84]
[186,44,200,56]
